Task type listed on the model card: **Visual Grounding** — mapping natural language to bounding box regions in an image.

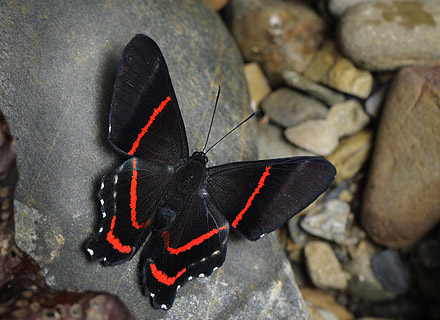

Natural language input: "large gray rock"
[1,1,308,319]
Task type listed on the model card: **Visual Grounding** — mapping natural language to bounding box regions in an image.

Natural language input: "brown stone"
[244,62,271,111]
[361,66,440,248]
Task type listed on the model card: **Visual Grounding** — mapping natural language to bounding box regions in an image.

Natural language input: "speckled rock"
[226,0,325,85]
[338,1,440,71]
[301,288,355,320]
[244,62,271,111]
[285,119,338,156]
[1,1,308,319]
[261,88,328,128]
[283,70,346,106]
[327,100,370,138]
[327,130,373,183]
[361,66,440,248]
[305,41,373,98]
[304,241,348,290]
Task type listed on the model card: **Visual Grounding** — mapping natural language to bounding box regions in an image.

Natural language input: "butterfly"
[86,34,336,310]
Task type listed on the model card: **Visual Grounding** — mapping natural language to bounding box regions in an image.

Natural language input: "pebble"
[304,41,373,98]
[327,100,370,138]
[361,66,440,248]
[285,119,338,156]
[365,82,390,118]
[244,62,271,111]
[283,70,345,106]
[345,241,397,302]
[304,241,348,290]
[371,249,410,295]
[301,288,355,320]
[226,0,325,84]
[261,88,328,128]
[327,130,373,183]
[338,0,440,71]
[301,199,365,246]
[257,122,313,160]
[206,0,229,11]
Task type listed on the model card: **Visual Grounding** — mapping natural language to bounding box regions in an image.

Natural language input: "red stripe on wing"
[150,263,187,286]
[130,158,151,229]
[232,166,271,228]
[162,225,227,255]
[106,216,132,253]
[128,96,171,155]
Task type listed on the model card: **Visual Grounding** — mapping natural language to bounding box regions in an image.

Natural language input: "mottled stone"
[283,70,346,106]
[304,241,348,290]
[257,122,313,160]
[327,100,370,138]
[327,130,373,183]
[244,62,271,111]
[361,66,440,248]
[305,41,373,98]
[206,0,229,11]
[261,88,328,128]
[285,120,338,156]
[301,199,366,245]
[226,0,325,84]
[338,0,440,71]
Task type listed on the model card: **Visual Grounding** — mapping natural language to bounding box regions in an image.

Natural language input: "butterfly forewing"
[86,158,173,265]
[109,34,189,164]
[140,192,229,309]
[206,157,336,240]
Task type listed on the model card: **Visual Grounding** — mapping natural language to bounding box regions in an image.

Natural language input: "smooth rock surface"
[361,66,440,248]
[338,1,440,71]
[304,241,348,290]
[226,0,325,84]
[327,130,373,183]
[371,249,410,294]
[1,1,308,319]
[261,88,328,128]
[244,62,271,111]
[327,100,370,138]
[285,119,338,156]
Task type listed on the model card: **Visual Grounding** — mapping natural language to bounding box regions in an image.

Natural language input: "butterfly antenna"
[205,111,256,154]
[202,86,221,153]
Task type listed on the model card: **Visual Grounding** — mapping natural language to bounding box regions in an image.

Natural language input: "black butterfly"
[86,34,336,310]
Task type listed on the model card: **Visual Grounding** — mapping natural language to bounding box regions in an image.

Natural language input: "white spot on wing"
[150,293,155,298]
[87,248,94,256]
[161,304,167,310]
[188,276,193,281]
[177,285,180,291]
[199,273,205,278]
[100,199,104,206]
[114,175,118,184]
[260,233,266,238]
[101,182,104,190]
[103,257,107,262]
[102,211,106,218]
[99,227,103,233]
[213,267,218,271]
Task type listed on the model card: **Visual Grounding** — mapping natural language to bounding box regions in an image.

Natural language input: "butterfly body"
[86,34,336,310]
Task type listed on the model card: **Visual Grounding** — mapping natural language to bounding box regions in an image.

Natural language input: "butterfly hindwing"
[86,157,173,265]
[140,191,229,309]
[109,34,189,164]
[206,157,336,240]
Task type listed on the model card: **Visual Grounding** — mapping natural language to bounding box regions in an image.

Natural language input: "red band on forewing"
[232,166,271,228]
[107,216,132,253]
[162,225,227,255]
[128,96,171,155]
[150,263,186,286]
[130,158,150,229]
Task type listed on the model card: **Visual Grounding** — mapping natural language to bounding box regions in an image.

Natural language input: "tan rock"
[361,66,440,248]
[285,120,338,156]
[327,100,370,138]
[205,0,229,11]
[327,130,373,183]
[244,62,271,111]
[304,241,348,290]
[301,288,355,320]
[305,41,373,98]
